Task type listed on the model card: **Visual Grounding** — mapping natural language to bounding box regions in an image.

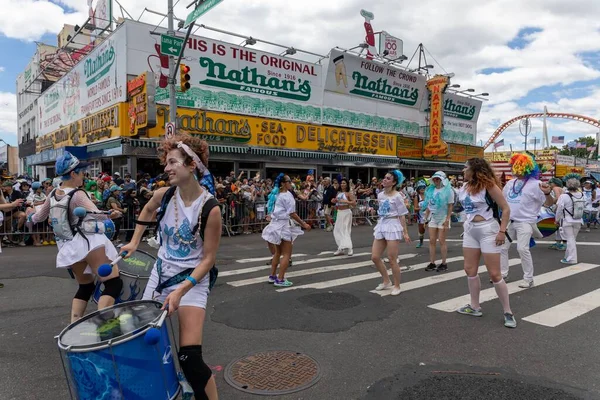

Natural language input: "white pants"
[561,222,581,263]
[333,208,353,251]
[501,221,534,282]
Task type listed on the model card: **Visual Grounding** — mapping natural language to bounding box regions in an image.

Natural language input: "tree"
[558,136,597,158]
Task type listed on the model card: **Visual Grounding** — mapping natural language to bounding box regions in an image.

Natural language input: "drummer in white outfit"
[371,170,411,296]
[27,152,122,322]
[333,178,356,256]
[546,178,567,251]
[455,158,516,328]
[500,153,552,289]
[555,178,585,264]
[262,174,311,287]
[121,133,221,400]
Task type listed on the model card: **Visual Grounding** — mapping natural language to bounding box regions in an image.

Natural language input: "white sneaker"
[347,249,353,256]
[375,282,393,291]
[518,280,534,289]
[390,287,401,296]
[334,249,344,256]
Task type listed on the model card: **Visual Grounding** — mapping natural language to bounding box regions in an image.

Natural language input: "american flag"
[576,143,587,149]
[494,139,504,149]
[588,146,597,152]
[551,136,564,144]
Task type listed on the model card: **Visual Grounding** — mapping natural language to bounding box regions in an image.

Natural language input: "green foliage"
[558,136,597,158]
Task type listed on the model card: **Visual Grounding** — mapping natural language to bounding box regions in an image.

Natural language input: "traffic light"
[180,64,191,92]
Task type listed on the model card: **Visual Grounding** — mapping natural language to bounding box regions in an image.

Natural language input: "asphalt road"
[1,223,600,400]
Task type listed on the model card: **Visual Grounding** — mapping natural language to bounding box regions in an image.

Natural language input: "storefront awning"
[401,158,465,172]
[250,147,332,159]
[334,154,401,164]
[128,139,248,154]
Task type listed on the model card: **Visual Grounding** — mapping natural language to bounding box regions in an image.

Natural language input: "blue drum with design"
[93,250,156,304]
[57,300,179,400]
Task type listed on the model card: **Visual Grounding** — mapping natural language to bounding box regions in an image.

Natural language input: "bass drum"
[536,207,558,238]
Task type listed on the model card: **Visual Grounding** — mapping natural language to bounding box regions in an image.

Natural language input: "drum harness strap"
[51,188,91,249]
[153,186,220,294]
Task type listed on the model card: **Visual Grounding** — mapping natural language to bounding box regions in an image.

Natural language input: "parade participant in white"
[371,170,411,296]
[555,176,585,265]
[413,181,427,248]
[455,158,516,328]
[262,173,311,287]
[500,153,552,288]
[423,171,455,272]
[582,180,596,232]
[27,152,123,322]
[121,133,221,400]
[333,178,356,256]
[546,178,567,251]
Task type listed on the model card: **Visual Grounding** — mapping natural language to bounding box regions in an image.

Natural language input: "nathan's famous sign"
[149,106,396,156]
[424,75,450,158]
[325,49,426,109]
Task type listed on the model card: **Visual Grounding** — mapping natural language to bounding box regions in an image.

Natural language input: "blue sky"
[1,0,600,153]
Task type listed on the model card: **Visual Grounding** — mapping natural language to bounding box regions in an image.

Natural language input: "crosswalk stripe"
[227,253,417,287]
[221,252,371,277]
[235,254,307,263]
[428,263,600,312]
[370,259,521,297]
[522,288,600,327]
[276,256,465,292]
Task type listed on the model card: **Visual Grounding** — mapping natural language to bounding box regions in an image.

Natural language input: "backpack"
[452,188,464,213]
[565,192,585,219]
[484,189,512,242]
[49,188,87,241]
[156,186,220,290]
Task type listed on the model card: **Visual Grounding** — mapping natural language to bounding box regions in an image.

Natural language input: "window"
[88,160,101,177]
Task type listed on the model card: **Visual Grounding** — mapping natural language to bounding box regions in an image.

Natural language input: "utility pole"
[167,0,178,130]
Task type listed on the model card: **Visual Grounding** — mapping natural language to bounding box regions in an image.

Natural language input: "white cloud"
[0,92,17,136]
[0,66,5,73]
[1,0,600,147]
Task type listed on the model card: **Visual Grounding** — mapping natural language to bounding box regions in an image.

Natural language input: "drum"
[537,207,558,238]
[103,219,116,240]
[93,250,156,304]
[56,300,180,400]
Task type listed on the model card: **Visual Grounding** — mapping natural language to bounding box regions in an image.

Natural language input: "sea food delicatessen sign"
[149,106,396,156]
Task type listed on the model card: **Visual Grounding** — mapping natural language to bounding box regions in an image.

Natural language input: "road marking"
[522,288,600,327]
[439,239,600,246]
[227,254,417,287]
[370,259,521,297]
[428,263,600,312]
[277,256,465,292]
[222,253,370,277]
[235,254,307,263]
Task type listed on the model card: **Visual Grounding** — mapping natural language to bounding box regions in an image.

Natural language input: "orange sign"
[424,75,449,158]
[127,72,156,135]
[397,137,423,158]
[555,165,585,177]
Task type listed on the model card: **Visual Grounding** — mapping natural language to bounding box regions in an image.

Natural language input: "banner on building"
[149,106,397,156]
[38,26,127,136]
[423,75,449,157]
[127,72,156,135]
[555,165,585,177]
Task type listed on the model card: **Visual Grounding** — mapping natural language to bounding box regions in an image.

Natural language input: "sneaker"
[556,243,567,251]
[457,304,483,317]
[18,241,26,247]
[504,313,517,328]
[518,280,534,289]
[548,243,559,250]
[289,259,293,267]
[416,242,423,248]
[274,278,293,287]
[375,282,393,291]
[334,249,344,256]
[268,275,277,283]
[436,263,448,272]
[560,259,577,265]
[325,226,333,232]
[390,287,401,296]
[425,263,437,272]
[42,241,49,246]
[585,228,591,233]
[347,249,353,256]
[50,240,56,245]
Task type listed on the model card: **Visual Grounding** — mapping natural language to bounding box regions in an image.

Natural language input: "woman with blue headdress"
[26,151,123,322]
[262,173,312,287]
[371,170,411,296]
[423,171,455,272]
[120,132,221,400]
[413,180,428,248]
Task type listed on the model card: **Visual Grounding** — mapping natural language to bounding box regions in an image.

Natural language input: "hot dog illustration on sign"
[360,9,377,60]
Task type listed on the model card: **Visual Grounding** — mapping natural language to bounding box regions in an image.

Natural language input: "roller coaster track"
[484,113,600,150]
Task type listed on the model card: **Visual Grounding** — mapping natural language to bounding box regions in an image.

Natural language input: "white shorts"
[428,218,451,230]
[142,259,210,309]
[463,219,501,254]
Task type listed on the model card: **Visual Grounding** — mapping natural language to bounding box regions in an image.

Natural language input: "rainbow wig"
[509,153,542,179]
[267,173,285,214]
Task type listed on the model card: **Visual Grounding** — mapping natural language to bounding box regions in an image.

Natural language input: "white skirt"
[56,232,118,274]
[334,209,353,250]
[262,218,304,245]
[374,218,404,241]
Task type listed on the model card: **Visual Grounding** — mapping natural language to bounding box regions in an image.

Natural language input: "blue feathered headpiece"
[267,173,285,214]
[391,170,405,188]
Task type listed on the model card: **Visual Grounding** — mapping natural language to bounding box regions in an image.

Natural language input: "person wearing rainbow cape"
[501,153,552,288]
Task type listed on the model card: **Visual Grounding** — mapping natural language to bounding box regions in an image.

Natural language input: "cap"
[109,185,121,192]
[32,182,42,190]
[2,181,14,187]
[55,151,90,176]
[114,172,121,176]
[432,171,447,180]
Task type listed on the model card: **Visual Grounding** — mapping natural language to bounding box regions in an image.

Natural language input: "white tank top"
[458,185,493,223]
[157,188,210,269]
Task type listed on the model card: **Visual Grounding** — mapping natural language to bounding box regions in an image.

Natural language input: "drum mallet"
[144,308,168,345]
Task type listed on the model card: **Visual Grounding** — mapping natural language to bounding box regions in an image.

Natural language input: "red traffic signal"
[180,64,191,92]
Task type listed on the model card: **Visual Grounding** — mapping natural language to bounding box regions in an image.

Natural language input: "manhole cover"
[224,351,321,395]
[297,292,361,311]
